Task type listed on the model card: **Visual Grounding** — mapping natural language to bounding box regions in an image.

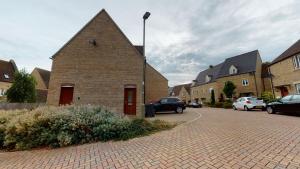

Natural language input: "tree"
[210,89,216,105]
[6,69,36,103]
[223,81,236,98]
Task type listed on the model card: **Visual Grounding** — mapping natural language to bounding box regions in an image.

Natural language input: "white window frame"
[205,75,211,83]
[229,65,238,75]
[296,83,300,94]
[4,74,9,79]
[242,79,249,86]
[293,55,300,69]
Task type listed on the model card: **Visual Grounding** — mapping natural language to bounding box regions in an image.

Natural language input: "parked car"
[266,94,300,114]
[153,97,186,113]
[187,101,202,108]
[233,97,266,111]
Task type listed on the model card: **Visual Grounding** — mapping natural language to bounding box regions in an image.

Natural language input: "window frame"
[293,55,300,69]
[296,83,300,94]
[242,79,249,86]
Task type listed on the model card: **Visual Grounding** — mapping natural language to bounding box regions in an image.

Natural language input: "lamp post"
[143,12,150,104]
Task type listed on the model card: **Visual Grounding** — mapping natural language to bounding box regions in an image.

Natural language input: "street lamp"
[143,12,150,105]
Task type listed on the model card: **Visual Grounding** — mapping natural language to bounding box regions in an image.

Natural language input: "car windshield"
[247,97,258,101]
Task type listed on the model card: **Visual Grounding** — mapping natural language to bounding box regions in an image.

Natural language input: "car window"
[247,98,257,101]
[167,98,178,103]
[240,98,245,101]
[292,95,300,101]
[281,95,292,102]
[160,98,168,104]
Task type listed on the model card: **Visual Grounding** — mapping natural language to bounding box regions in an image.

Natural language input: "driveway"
[1,108,300,169]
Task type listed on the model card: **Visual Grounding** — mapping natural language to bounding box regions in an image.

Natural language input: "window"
[242,79,249,86]
[205,75,211,82]
[4,74,9,79]
[296,83,300,94]
[229,65,238,75]
[160,98,168,104]
[281,95,292,102]
[293,55,300,69]
[292,95,300,101]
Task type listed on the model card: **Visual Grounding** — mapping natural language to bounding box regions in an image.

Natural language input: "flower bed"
[0,106,175,151]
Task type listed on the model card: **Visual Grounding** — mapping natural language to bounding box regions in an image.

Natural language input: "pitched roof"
[194,50,260,86]
[51,9,143,60]
[0,59,17,83]
[33,68,51,89]
[271,39,300,65]
[218,50,259,78]
[171,83,191,96]
[195,63,223,86]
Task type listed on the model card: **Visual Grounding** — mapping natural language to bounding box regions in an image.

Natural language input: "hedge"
[0,106,175,150]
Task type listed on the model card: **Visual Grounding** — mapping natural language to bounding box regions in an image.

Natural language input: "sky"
[0,0,300,87]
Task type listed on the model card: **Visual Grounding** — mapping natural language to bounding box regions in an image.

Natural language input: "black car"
[267,94,300,114]
[153,97,186,113]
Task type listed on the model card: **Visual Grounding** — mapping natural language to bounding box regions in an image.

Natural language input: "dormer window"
[4,74,9,79]
[229,65,238,75]
[205,75,211,83]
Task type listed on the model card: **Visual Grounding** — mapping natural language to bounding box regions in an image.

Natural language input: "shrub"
[0,106,175,150]
[210,90,216,105]
[261,91,275,103]
[223,81,236,98]
[6,69,36,103]
[223,100,233,109]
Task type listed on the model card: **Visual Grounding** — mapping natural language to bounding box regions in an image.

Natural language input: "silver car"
[233,97,266,111]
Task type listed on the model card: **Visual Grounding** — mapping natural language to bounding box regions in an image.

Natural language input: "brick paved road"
[1,108,300,169]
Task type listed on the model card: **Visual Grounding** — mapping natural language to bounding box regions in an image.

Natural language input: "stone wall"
[47,10,144,117]
[145,64,168,103]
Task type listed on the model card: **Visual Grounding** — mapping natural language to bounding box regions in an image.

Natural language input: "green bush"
[261,91,275,103]
[223,100,233,109]
[0,106,175,150]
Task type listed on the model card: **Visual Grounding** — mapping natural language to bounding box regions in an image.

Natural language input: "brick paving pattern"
[0,108,300,169]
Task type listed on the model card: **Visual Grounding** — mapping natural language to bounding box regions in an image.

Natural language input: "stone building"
[191,50,267,102]
[269,39,300,97]
[170,83,191,103]
[47,9,168,117]
[31,68,51,102]
[0,59,18,97]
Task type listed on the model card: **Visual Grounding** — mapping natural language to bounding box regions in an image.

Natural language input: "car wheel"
[233,105,237,110]
[244,106,250,111]
[176,107,183,113]
[267,106,275,114]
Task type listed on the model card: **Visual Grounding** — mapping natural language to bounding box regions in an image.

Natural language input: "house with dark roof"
[31,68,51,102]
[269,39,300,97]
[191,50,267,102]
[47,9,168,117]
[170,83,192,103]
[0,59,18,97]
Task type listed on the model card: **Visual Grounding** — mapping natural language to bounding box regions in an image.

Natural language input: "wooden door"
[280,87,289,97]
[124,88,136,115]
[59,86,74,105]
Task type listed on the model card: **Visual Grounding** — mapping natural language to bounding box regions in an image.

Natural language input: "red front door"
[280,87,289,97]
[59,86,74,105]
[124,88,136,115]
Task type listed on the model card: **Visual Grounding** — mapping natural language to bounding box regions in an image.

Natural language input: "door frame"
[59,84,74,105]
[124,85,137,115]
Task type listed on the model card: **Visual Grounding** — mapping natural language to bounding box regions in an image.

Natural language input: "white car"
[233,97,266,111]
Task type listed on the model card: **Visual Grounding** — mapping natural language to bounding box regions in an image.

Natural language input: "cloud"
[0,0,300,86]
